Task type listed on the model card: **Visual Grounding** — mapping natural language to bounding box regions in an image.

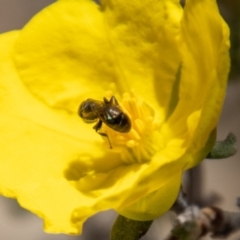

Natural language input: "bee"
[78,96,131,148]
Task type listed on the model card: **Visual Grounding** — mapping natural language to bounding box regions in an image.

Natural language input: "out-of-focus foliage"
[218,0,240,79]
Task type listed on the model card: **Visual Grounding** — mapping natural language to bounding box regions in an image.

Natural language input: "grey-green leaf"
[111,215,152,240]
[207,133,237,159]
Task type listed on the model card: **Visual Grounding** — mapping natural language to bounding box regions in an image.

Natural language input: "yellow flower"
[0,0,229,235]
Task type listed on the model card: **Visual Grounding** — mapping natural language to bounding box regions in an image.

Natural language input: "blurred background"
[0,0,239,239]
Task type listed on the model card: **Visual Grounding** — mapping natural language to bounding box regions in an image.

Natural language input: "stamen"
[126,140,137,148]
[128,129,141,141]
[109,82,116,90]
[134,119,145,135]
[105,90,113,98]
[101,91,163,164]
[115,135,125,142]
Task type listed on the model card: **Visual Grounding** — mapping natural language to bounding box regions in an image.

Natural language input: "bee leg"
[97,132,113,149]
[93,120,112,149]
[93,120,102,132]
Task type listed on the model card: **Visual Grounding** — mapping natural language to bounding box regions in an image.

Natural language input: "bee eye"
[78,100,98,121]
[78,102,87,117]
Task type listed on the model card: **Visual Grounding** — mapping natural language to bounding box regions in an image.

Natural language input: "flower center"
[102,90,163,164]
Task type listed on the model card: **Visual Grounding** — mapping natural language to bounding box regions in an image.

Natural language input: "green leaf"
[111,215,152,240]
[207,133,237,159]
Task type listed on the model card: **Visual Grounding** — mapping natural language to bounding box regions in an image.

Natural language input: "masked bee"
[78,96,131,148]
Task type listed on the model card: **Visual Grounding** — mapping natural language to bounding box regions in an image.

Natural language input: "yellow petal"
[184,0,230,169]
[118,172,181,220]
[0,30,184,234]
[0,31,115,234]
[165,0,230,167]
[14,0,183,122]
[0,0,230,235]
[0,30,185,230]
[72,144,185,224]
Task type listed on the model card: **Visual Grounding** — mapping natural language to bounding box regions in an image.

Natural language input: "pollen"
[102,91,163,164]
